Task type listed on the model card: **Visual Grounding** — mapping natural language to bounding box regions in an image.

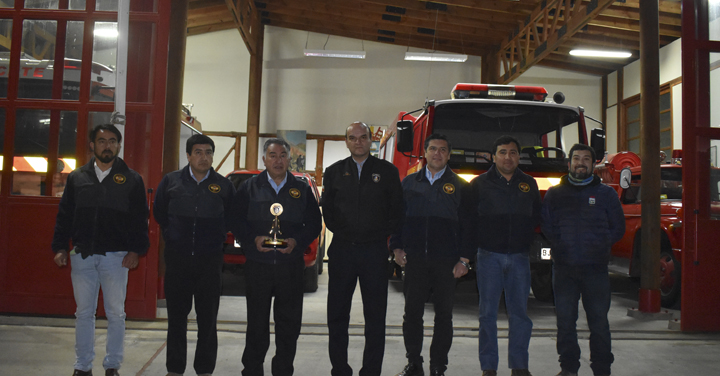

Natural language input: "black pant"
[164,251,222,375]
[403,256,457,372]
[327,240,389,376]
[242,258,304,376]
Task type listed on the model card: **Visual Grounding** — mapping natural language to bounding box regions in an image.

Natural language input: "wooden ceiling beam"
[424,0,536,14]
[612,0,681,15]
[260,0,511,38]
[225,0,262,55]
[354,0,526,24]
[187,21,237,36]
[265,17,491,56]
[189,0,225,10]
[187,3,228,17]
[496,0,616,84]
[602,5,681,27]
[589,15,681,38]
[583,24,676,45]
[187,11,235,28]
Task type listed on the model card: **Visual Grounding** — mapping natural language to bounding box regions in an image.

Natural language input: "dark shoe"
[395,363,424,376]
[510,370,532,376]
[105,369,119,376]
[482,371,497,376]
[73,370,92,376]
[429,368,445,376]
[556,371,578,376]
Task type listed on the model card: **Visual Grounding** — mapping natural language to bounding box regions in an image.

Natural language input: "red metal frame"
[681,0,720,331]
[0,0,171,319]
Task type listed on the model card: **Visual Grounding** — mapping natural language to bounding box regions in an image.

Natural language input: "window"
[621,88,674,161]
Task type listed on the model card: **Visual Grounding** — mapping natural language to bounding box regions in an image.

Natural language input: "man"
[390,134,473,376]
[52,124,149,376]
[234,138,322,376]
[323,121,404,376]
[541,144,625,376]
[469,135,541,376]
[154,134,235,376]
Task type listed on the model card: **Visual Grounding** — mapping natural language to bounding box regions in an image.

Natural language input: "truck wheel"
[303,263,319,293]
[530,263,554,303]
[659,251,681,308]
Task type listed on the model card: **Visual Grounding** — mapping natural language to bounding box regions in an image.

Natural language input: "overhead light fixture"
[569,49,632,58]
[404,52,468,62]
[303,49,366,59]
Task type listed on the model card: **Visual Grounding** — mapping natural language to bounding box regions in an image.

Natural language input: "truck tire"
[660,250,681,308]
[530,263,554,303]
[303,262,319,293]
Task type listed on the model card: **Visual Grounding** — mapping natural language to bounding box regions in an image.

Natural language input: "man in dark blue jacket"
[154,134,235,376]
[52,124,149,376]
[234,138,322,376]
[469,135,541,376]
[390,134,473,376]
[541,144,625,376]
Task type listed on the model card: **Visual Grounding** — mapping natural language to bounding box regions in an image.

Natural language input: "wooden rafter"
[225,0,262,55]
[496,0,616,83]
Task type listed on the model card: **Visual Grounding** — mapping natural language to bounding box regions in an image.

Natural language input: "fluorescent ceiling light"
[569,49,631,58]
[303,49,366,59]
[404,52,468,62]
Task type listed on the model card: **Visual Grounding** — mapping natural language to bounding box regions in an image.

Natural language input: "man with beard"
[541,144,625,376]
[323,122,403,376]
[52,124,149,376]
[154,134,235,376]
[468,135,541,376]
[233,138,321,376]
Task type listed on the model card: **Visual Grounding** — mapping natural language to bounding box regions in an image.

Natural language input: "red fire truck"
[381,83,605,302]
[594,151,720,308]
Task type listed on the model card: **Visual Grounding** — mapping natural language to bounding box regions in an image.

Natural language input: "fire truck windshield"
[432,101,582,173]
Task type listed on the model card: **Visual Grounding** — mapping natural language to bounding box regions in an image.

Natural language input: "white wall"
[613,38,683,155]
[183,26,484,175]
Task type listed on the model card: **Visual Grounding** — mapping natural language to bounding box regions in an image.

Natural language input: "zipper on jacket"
[192,189,198,256]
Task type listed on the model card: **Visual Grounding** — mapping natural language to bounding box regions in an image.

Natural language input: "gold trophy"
[264,203,288,248]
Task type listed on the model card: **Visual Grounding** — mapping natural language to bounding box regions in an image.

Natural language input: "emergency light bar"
[451,83,548,101]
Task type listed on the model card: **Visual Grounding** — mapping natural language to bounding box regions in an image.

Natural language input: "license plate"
[541,247,552,260]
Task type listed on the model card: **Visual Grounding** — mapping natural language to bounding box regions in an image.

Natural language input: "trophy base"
[264,239,288,248]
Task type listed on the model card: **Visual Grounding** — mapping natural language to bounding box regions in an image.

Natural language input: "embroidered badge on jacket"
[589,196,596,205]
[113,174,126,184]
[518,182,530,192]
[289,188,301,198]
[208,184,221,193]
[372,173,381,183]
[443,183,455,194]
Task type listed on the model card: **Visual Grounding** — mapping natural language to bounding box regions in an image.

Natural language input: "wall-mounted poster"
[277,130,307,172]
[369,125,386,158]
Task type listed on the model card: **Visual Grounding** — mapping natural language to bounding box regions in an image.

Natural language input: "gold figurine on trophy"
[264,203,288,248]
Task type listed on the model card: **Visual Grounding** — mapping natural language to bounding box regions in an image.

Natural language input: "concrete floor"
[2,264,720,376]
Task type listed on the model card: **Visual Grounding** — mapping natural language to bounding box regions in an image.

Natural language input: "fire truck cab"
[382,83,606,302]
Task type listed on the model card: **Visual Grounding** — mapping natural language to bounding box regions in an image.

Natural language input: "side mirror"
[396,120,414,153]
[590,128,606,161]
[619,167,632,190]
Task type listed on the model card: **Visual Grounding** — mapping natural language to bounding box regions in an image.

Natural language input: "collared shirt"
[267,172,288,194]
[355,156,367,178]
[425,165,447,185]
[190,168,210,184]
[94,161,112,183]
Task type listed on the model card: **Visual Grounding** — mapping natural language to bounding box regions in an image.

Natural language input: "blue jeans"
[476,249,532,371]
[553,264,613,376]
[70,251,129,372]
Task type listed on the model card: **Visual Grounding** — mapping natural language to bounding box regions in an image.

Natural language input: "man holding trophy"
[233,138,322,376]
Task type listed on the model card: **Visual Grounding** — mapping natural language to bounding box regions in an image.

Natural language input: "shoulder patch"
[208,184,221,193]
[443,183,455,194]
[289,188,301,198]
[518,182,530,192]
[113,174,126,184]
